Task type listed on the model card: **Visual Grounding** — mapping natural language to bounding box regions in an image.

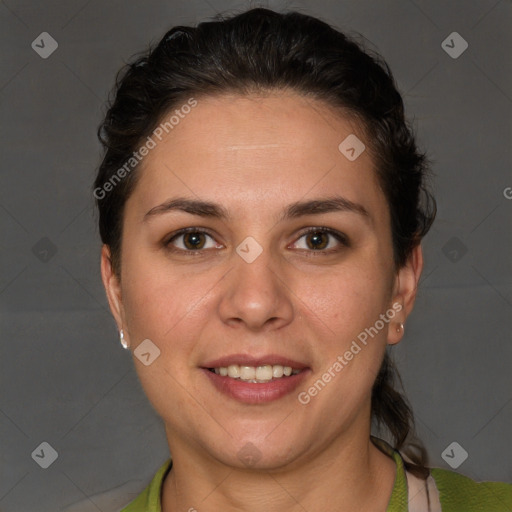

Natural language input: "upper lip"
[202,353,309,370]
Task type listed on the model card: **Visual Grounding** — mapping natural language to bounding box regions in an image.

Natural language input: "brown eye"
[305,231,329,250]
[292,228,349,253]
[165,228,219,253]
[182,232,206,250]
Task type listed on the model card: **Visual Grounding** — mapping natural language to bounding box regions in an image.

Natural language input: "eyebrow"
[143,195,371,224]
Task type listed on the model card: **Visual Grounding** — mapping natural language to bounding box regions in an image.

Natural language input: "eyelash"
[163,226,349,256]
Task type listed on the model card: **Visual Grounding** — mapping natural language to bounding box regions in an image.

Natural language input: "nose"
[217,243,295,332]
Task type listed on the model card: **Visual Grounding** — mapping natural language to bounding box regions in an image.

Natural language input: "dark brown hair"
[94,7,436,478]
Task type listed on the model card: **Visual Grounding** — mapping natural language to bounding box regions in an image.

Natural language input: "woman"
[94,7,512,512]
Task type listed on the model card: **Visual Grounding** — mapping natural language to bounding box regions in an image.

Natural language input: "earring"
[396,322,404,334]
[119,329,129,349]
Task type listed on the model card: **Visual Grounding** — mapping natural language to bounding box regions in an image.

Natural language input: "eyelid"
[291,226,350,252]
[164,227,221,252]
[164,226,349,254]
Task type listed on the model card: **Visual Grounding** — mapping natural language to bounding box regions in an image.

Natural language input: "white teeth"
[227,364,240,378]
[256,365,273,381]
[240,366,256,380]
[272,365,284,378]
[211,364,301,382]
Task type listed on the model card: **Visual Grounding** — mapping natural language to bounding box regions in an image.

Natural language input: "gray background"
[0,1,511,511]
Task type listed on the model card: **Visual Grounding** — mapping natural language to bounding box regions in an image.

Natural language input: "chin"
[215,435,305,471]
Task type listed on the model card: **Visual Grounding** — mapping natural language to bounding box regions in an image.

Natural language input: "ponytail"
[371,351,430,479]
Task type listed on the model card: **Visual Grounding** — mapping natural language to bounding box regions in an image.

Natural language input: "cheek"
[294,254,392,396]
[297,257,392,333]
[119,263,208,409]
[120,252,219,345]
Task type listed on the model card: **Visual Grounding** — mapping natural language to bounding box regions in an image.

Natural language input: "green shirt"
[121,441,512,511]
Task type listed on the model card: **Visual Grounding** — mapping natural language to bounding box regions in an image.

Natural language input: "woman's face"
[102,91,419,469]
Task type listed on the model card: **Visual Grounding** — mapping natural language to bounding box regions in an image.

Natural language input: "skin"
[101,90,423,511]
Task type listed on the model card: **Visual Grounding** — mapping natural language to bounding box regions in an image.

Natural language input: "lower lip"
[201,368,310,404]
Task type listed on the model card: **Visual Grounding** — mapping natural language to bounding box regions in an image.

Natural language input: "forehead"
[129,91,385,220]
[151,92,367,164]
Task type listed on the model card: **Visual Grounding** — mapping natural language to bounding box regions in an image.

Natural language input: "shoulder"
[430,467,512,511]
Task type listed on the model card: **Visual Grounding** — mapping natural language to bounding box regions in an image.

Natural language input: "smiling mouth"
[207,364,302,383]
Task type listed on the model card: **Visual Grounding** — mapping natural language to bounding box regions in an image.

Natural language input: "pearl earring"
[396,323,404,334]
[119,329,129,349]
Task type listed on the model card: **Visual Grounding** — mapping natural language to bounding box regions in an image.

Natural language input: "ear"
[100,245,124,331]
[387,244,424,345]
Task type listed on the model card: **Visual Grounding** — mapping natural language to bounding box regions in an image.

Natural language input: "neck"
[161,431,396,512]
